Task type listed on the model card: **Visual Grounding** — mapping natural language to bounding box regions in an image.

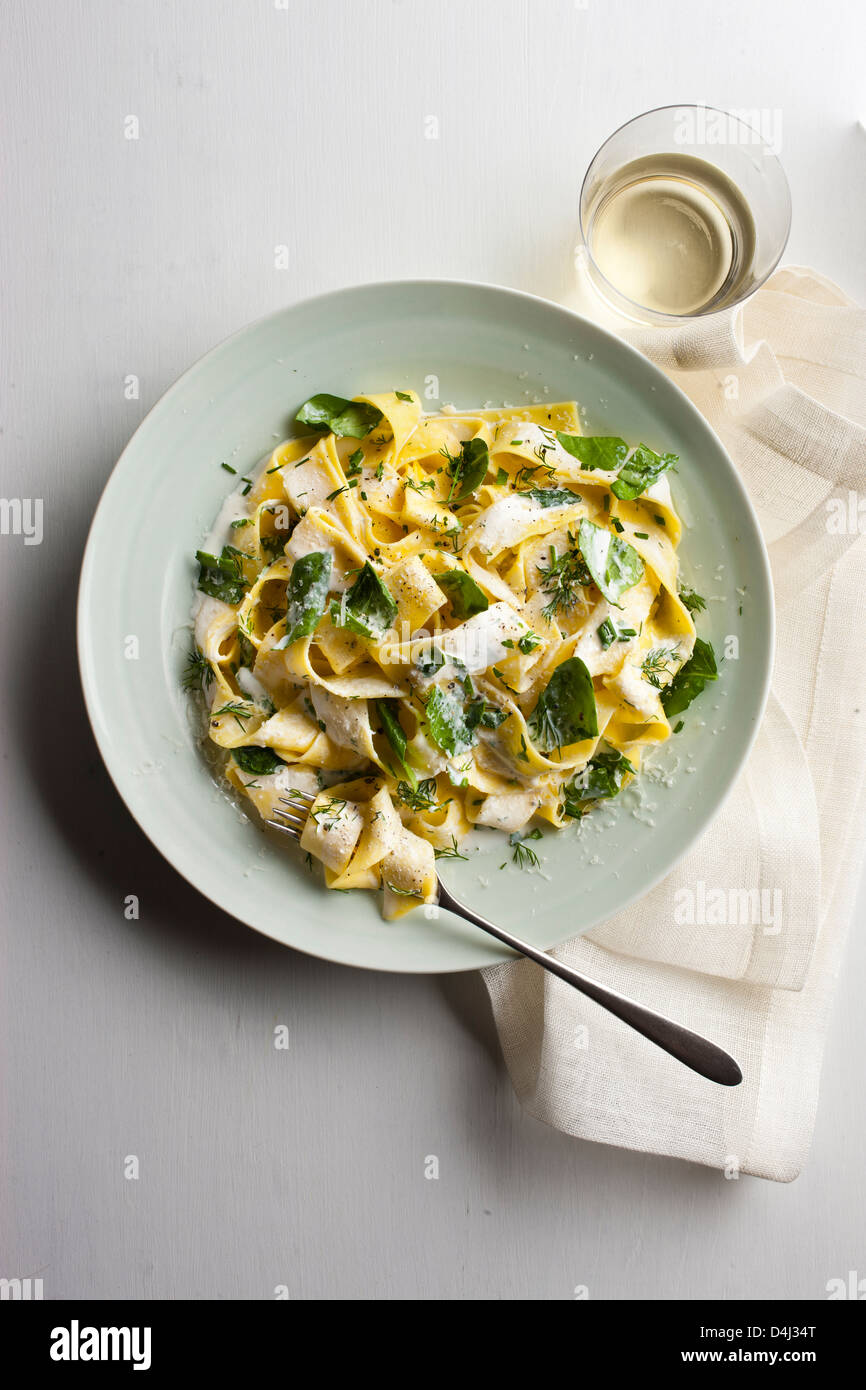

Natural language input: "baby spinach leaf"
[478,702,508,729]
[435,569,489,620]
[447,437,490,503]
[331,561,397,639]
[577,518,644,607]
[660,638,718,717]
[231,747,286,775]
[414,644,445,677]
[273,551,332,648]
[425,686,482,756]
[295,393,383,439]
[526,487,583,508]
[611,443,678,500]
[555,434,628,471]
[375,699,417,789]
[562,748,635,816]
[196,546,250,605]
[527,656,598,753]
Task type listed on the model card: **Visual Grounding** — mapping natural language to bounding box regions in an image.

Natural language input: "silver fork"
[269,791,742,1087]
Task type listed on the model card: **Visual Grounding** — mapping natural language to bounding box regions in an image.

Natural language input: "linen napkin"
[483,262,866,1181]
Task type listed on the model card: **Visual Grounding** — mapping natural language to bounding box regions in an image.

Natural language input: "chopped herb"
[678,585,707,616]
[674,720,684,733]
[230,517,251,530]
[633,531,649,540]
[641,644,682,690]
[237,629,256,669]
[537,542,592,621]
[221,462,237,474]
[346,448,364,476]
[434,835,468,861]
[509,827,543,870]
[182,647,213,692]
[597,617,637,649]
[213,700,255,731]
[375,461,384,480]
[394,390,414,402]
[495,466,508,486]
[414,644,446,678]
[397,777,448,813]
[611,517,624,533]
[502,631,542,655]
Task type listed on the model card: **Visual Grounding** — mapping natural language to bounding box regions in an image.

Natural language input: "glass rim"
[577,103,792,324]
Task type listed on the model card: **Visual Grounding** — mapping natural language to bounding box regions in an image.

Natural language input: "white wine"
[585,153,757,317]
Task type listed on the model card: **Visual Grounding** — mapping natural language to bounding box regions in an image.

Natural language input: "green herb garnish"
[196,545,249,604]
[231,746,287,775]
[577,518,644,607]
[555,434,628,471]
[527,656,598,754]
[273,551,332,649]
[295,393,383,439]
[562,748,635,816]
[330,561,397,640]
[182,647,213,692]
[435,569,489,620]
[660,638,718,717]
[611,444,677,501]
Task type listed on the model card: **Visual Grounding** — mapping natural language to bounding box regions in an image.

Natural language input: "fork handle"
[436,882,742,1087]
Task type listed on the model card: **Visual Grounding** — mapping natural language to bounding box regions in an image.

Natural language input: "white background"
[2,0,865,1299]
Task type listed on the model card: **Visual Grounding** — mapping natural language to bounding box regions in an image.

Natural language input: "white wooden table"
[2,0,864,1299]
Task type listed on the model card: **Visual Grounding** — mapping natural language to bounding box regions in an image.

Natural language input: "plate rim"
[77,277,776,973]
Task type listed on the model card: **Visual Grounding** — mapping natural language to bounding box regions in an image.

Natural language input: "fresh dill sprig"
[537,542,592,621]
[679,585,707,616]
[182,647,214,693]
[504,827,543,871]
[396,778,449,813]
[640,645,682,689]
[434,835,468,861]
[212,700,255,731]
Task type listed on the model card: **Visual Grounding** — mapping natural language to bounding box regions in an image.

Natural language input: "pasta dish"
[185,390,717,917]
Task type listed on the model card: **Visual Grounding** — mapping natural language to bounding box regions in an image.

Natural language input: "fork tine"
[272,807,306,829]
[280,790,315,806]
[266,818,300,840]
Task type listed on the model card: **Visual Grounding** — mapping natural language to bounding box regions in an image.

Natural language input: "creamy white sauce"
[237,666,269,703]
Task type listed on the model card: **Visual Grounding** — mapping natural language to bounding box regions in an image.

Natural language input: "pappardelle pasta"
[185,389,717,918]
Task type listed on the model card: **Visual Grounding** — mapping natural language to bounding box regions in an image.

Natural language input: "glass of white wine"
[578,105,791,325]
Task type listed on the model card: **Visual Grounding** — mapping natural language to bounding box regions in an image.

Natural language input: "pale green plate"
[78,280,773,972]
